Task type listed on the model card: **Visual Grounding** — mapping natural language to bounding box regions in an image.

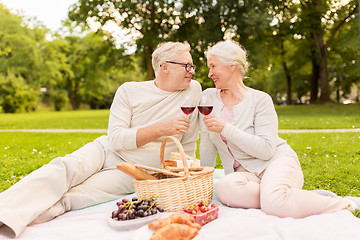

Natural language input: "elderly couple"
[0,41,359,237]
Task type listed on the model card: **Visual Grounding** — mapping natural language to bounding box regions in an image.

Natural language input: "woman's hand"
[203,115,226,133]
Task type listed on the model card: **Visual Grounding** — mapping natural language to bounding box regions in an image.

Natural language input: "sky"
[1,0,137,51]
[1,0,78,32]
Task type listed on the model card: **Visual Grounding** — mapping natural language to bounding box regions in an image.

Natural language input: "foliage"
[0,4,50,87]
[69,0,183,80]
[0,0,359,112]
[0,3,133,112]
[52,89,69,111]
[52,32,131,110]
[0,73,39,113]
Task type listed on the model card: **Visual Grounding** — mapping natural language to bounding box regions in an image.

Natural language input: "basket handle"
[160,136,189,179]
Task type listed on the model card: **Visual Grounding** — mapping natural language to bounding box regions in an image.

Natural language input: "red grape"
[111,197,161,221]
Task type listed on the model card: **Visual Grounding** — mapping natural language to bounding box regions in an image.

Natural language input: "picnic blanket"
[1,169,360,240]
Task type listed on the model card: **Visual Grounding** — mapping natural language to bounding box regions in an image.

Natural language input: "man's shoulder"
[117,80,154,92]
[121,80,153,88]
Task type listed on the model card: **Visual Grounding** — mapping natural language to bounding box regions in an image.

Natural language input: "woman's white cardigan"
[199,88,297,176]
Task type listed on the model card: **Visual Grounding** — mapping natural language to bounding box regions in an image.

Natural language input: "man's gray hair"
[152,42,191,77]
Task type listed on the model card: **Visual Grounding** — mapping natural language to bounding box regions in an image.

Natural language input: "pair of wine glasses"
[180,96,213,117]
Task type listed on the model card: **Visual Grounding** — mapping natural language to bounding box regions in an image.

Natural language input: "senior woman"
[199,40,359,218]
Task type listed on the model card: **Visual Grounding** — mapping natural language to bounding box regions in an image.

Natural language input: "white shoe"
[311,189,337,198]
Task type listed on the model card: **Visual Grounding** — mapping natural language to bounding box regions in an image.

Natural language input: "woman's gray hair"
[206,41,249,76]
[152,42,191,77]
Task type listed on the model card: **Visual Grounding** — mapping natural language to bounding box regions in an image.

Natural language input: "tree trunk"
[308,0,358,103]
[336,83,340,103]
[310,47,319,103]
[145,46,154,80]
[280,39,292,105]
[67,78,80,110]
[317,41,330,103]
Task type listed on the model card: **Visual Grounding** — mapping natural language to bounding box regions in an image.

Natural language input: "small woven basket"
[134,136,214,212]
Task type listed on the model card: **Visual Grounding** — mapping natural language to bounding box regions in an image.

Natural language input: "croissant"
[168,212,201,230]
[150,223,199,240]
[148,217,172,231]
[148,212,201,231]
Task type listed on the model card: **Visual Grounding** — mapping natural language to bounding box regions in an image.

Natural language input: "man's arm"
[136,117,189,147]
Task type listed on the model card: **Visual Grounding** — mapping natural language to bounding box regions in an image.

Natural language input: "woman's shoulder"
[202,88,217,96]
[248,88,273,101]
[189,80,202,91]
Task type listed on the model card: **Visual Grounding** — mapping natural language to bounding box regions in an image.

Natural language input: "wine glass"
[198,96,213,116]
[180,96,196,118]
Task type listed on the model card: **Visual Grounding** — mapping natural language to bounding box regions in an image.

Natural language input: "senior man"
[0,41,201,237]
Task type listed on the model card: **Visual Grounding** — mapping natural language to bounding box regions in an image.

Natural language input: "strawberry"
[211,203,218,209]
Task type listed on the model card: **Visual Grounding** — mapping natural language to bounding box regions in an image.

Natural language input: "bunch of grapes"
[111,197,164,221]
[183,200,218,215]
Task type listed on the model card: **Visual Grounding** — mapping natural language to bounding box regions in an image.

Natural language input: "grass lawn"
[0,132,103,192]
[1,104,360,219]
[276,103,360,129]
[0,110,109,129]
[281,132,360,196]
[1,131,359,197]
[0,103,359,130]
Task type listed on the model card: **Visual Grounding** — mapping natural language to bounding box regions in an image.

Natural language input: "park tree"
[0,4,48,112]
[328,11,360,102]
[298,0,358,103]
[0,4,48,87]
[219,0,359,103]
[171,0,274,88]
[68,0,183,80]
[52,32,130,110]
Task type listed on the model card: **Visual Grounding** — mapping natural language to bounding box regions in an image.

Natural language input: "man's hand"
[136,117,190,147]
[158,117,190,136]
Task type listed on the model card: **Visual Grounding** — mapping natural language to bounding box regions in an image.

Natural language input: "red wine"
[181,106,196,115]
[198,106,213,115]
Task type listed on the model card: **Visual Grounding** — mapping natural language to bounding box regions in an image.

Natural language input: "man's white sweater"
[106,80,202,168]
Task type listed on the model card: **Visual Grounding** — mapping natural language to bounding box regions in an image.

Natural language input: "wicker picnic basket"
[134,136,214,212]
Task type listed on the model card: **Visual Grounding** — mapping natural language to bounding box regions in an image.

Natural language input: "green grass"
[0,110,110,129]
[0,103,359,129]
[208,132,360,196]
[0,104,360,213]
[1,131,359,197]
[276,103,360,129]
[0,132,103,192]
[280,132,360,196]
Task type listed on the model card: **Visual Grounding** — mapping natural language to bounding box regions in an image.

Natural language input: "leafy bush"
[52,89,68,111]
[0,74,39,113]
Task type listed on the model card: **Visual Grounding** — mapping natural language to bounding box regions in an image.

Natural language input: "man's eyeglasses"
[161,61,196,72]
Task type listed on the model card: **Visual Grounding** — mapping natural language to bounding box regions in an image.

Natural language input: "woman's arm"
[221,94,278,160]
[199,118,218,167]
